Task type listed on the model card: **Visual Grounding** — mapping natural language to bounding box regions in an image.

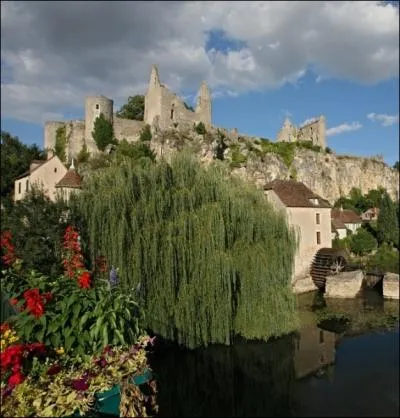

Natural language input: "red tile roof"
[332,218,346,230]
[331,208,361,224]
[264,179,331,208]
[56,169,82,189]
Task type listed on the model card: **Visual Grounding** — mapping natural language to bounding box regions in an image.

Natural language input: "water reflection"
[149,290,399,417]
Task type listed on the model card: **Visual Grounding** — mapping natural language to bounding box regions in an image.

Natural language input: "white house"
[14,156,68,202]
[264,180,332,292]
[331,207,362,234]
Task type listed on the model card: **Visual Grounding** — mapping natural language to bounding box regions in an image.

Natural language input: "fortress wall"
[44,121,66,153]
[65,120,86,159]
[113,117,146,143]
[298,119,325,148]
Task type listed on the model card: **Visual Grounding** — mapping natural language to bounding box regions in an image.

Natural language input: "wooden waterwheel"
[310,248,348,290]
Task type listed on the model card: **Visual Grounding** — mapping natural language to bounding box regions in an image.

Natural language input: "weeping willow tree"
[76,152,299,348]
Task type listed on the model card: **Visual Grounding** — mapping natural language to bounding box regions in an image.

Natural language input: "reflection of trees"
[149,336,296,417]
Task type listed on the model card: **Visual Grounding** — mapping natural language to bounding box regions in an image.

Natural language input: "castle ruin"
[276,116,326,149]
[44,65,212,160]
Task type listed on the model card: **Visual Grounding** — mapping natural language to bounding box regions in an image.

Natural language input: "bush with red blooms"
[62,225,85,279]
[1,341,46,387]
[0,231,18,267]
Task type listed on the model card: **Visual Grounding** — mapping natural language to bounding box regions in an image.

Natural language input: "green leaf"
[102,326,108,347]
[50,333,61,348]
[65,334,76,351]
[114,329,125,345]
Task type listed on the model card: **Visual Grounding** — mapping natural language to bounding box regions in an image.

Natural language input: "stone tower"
[144,65,162,127]
[195,81,212,128]
[277,118,296,142]
[317,115,326,149]
[84,95,114,153]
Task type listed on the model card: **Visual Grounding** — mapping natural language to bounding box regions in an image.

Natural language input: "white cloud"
[367,112,399,127]
[326,121,363,136]
[0,1,399,124]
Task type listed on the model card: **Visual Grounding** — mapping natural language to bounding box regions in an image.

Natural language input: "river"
[149,289,399,417]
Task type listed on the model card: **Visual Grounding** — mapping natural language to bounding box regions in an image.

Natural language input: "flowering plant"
[0,337,158,417]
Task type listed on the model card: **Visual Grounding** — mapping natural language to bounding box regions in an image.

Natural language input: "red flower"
[26,342,46,355]
[1,230,17,266]
[1,344,24,371]
[9,298,18,306]
[23,288,46,319]
[78,272,92,289]
[8,371,25,386]
[71,378,89,391]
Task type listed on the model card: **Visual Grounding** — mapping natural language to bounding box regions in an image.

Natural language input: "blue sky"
[1,1,399,165]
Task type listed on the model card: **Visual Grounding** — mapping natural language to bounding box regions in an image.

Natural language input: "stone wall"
[298,117,326,148]
[65,120,86,159]
[113,117,145,143]
[44,121,65,152]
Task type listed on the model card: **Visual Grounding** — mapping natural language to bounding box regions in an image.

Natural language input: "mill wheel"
[310,248,349,290]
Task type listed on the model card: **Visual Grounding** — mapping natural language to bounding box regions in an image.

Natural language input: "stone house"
[331,207,362,234]
[331,219,347,240]
[264,179,332,291]
[14,156,68,202]
[55,160,82,201]
[361,207,380,222]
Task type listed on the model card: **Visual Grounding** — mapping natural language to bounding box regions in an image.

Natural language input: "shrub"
[76,143,90,164]
[194,122,206,135]
[55,126,67,162]
[92,114,114,152]
[366,244,399,274]
[325,147,332,154]
[140,124,152,142]
[349,228,378,256]
[229,143,248,168]
[116,95,145,121]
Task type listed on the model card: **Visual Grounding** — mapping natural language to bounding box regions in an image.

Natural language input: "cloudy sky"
[1,1,399,165]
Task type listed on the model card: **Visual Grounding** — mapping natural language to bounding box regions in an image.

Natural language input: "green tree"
[116,95,145,120]
[365,187,386,208]
[92,113,114,151]
[115,139,156,162]
[393,161,399,170]
[55,126,67,162]
[1,187,70,276]
[0,131,44,198]
[76,153,298,349]
[195,122,206,135]
[349,228,378,256]
[76,143,90,164]
[139,124,152,142]
[377,192,399,247]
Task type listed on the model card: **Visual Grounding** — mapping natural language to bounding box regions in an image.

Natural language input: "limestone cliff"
[149,126,399,205]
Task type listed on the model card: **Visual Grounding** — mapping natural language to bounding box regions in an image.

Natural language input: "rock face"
[150,127,399,205]
[325,270,364,299]
[383,273,399,300]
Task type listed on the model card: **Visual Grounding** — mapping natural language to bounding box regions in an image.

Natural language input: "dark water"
[149,290,399,417]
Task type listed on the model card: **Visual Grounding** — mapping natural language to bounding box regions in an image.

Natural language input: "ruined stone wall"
[113,117,145,143]
[298,117,326,148]
[65,120,86,160]
[44,121,65,152]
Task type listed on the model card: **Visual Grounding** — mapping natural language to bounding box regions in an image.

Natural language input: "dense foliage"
[116,95,145,121]
[92,113,115,151]
[349,228,378,256]
[140,124,153,142]
[1,188,70,277]
[75,152,299,348]
[1,228,157,417]
[54,126,67,162]
[377,192,399,248]
[0,131,44,199]
[333,187,386,215]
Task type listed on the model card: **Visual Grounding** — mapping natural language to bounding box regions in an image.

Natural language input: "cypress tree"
[76,153,298,348]
[377,192,399,247]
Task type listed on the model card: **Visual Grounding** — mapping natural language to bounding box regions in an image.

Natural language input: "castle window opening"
[170,108,174,120]
[95,104,99,110]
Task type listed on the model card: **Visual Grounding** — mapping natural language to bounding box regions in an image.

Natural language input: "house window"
[54,167,57,173]
[316,231,321,245]
[95,104,99,110]
[26,180,29,192]
[316,213,320,224]
[18,182,21,194]
[319,330,324,344]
